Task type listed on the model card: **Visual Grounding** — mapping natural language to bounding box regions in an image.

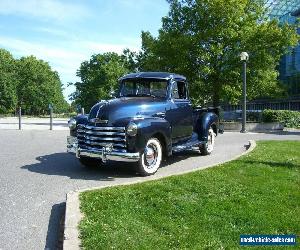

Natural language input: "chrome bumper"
[67,136,140,163]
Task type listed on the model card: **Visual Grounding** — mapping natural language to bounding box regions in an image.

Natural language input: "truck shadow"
[162,149,201,166]
[21,153,137,180]
[21,151,200,180]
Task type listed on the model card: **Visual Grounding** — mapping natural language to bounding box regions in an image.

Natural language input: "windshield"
[120,79,168,98]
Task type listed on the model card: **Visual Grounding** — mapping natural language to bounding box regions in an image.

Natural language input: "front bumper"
[67,136,140,163]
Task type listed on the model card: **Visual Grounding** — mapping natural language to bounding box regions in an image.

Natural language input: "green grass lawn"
[79,141,300,249]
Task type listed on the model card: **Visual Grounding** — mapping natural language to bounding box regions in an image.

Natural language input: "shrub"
[247,111,262,122]
[262,109,300,128]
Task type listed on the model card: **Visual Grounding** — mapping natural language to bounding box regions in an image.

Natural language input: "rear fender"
[194,112,219,141]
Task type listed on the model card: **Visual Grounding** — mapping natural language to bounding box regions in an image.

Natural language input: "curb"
[63,140,256,250]
[63,191,83,250]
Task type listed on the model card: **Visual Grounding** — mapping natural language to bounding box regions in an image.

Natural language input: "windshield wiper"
[136,94,157,98]
[122,94,136,97]
[123,94,164,98]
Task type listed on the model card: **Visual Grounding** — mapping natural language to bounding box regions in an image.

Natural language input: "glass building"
[222,1,300,112]
[266,0,300,97]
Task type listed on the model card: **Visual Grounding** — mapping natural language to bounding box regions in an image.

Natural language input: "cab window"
[172,81,187,99]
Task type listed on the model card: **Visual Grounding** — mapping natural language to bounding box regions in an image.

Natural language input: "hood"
[88,97,167,127]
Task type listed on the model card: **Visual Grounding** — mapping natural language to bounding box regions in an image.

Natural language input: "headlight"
[126,122,138,136]
[68,118,77,130]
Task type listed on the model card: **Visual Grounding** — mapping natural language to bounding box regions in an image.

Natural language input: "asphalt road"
[0,129,299,249]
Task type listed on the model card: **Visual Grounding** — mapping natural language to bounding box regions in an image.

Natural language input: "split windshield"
[120,79,168,98]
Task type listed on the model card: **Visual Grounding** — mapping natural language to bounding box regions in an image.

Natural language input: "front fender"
[75,114,89,124]
[194,112,219,141]
[69,114,88,136]
[127,118,172,155]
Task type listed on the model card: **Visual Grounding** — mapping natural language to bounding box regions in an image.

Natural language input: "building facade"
[221,1,300,113]
[266,0,300,97]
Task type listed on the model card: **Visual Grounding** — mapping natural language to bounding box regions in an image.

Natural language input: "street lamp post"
[240,52,249,133]
[49,104,53,130]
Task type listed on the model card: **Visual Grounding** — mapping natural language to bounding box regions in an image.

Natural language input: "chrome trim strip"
[81,145,127,153]
[77,139,125,147]
[85,125,125,131]
[82,136,126,142]
[79,140,126,148]
[77,124,125,131]
[78,130,125,136]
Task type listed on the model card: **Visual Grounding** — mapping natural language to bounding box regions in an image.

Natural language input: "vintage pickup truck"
[67,72,222,175]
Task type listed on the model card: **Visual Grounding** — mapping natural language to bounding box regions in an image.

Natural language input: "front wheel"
[137,138,162,176]
[199,127,215,155]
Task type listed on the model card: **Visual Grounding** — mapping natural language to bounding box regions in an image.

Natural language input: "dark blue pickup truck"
[67,72,222,175]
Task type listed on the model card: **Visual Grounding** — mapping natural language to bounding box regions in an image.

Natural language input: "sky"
[0,0,169,101]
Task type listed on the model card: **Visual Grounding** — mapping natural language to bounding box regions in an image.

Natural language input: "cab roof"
[119,72,186,81]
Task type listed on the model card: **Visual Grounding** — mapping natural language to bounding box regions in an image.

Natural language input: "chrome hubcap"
[144,144,157,167]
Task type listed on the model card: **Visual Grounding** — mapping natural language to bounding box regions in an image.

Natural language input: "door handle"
[154,112,166,118]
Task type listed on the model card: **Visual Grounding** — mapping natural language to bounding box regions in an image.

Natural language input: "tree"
[139,0,299,106]
[17,56,68,115]
[121,48,140,72]
[70,52,129,111]
[0,49,18,113]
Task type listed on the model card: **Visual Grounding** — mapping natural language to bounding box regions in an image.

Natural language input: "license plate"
[104,143,113,153]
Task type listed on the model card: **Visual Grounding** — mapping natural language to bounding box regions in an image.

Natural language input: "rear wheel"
[79,156,102,168]
[199,127,215,155]
[137,138,162,176]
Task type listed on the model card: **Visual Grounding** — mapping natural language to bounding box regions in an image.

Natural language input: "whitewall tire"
[200,127,215,155]
[137,138,162,176]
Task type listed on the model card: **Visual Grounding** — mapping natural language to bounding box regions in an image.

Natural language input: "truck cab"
[67,72,221,175]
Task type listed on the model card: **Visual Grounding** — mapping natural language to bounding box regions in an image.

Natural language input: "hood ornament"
[90,100,109,125]
[90,118,108,124]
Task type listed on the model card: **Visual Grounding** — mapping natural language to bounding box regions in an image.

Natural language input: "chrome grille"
[77,125,126,151]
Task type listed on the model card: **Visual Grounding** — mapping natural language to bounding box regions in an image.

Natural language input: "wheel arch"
[128,118,172,155]
[195,112,219,142]
[211,123,218,136]
[151,132,168,157]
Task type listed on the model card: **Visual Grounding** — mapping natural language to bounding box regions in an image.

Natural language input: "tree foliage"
[0,48,68,115]
[17,56,68,114]
[70,52,129,111]
[138,0,299,105]
[70,0,299,108]
[0,49,18,113]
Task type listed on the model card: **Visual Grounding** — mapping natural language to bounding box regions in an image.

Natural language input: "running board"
[172,134,204,153]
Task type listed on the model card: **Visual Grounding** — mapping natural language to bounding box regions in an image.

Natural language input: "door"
[166,80,193,142]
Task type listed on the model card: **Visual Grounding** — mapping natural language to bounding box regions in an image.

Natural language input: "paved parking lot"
[0,128,299,249]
